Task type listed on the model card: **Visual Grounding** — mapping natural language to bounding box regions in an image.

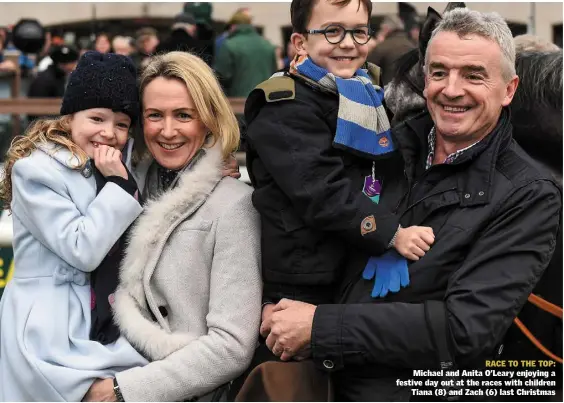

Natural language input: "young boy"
[244,0,434,327]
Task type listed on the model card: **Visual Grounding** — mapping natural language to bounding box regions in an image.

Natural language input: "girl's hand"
[93,144,128,180]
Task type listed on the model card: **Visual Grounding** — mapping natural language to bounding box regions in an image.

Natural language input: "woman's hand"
[222,154,241,179]
[82,378,117,402]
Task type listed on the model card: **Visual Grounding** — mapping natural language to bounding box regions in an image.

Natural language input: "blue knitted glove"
[362,251,410,298]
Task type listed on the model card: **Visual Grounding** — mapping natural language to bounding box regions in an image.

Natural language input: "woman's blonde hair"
[0,116,88,210]
[135,51,240,163]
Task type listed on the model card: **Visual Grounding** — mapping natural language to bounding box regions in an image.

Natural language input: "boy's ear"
[291,32,308,56]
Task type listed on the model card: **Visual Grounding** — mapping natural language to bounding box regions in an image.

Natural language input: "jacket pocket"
[280,209,306,232]
[176,219,213,233]
[276,209,346,278]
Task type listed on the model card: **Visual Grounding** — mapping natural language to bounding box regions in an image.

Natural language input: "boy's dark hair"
[291,0,373,33]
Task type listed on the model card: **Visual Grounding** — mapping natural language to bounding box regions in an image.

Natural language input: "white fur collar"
[113,143,223,360]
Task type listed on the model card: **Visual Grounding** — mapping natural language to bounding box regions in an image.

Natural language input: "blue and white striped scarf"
[290,55,395,158]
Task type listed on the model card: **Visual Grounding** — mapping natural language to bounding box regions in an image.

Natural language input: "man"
[260,8,562,401]
[213,10,277,97]
[366,15,416,86]
[157,12,213,67]
[28,44,79,121]
[399,1,421,45]
[133,27,159,70]
[405,15,421,45]
[111,36,134,57]
[136,27,159,55]
[215,7,251,54]
[183,1,216,66]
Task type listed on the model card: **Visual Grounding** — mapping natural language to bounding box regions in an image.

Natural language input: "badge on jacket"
[361,215,377,236]
[363,176,381,204]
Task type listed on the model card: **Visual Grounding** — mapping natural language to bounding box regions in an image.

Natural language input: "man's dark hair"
[290,0,373,33]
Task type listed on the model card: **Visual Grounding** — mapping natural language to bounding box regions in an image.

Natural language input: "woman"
[83,51,262,402]
[95,32,112,54]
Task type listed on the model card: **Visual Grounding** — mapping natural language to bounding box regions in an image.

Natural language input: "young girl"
[0,51,148,401]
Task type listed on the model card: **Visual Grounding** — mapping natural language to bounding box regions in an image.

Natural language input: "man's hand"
[394,226,435,261]
[222,153,241,179]
[82,378,117,402]
[260,299,316,362]
[93,144,128,179]
[262,303,275,324]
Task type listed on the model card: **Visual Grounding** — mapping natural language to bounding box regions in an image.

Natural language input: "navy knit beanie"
[60,51,139,123]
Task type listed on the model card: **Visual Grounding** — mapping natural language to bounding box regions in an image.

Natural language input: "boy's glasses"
[306,24,373,45]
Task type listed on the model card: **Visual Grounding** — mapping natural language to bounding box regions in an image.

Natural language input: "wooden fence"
[0,51,246,138]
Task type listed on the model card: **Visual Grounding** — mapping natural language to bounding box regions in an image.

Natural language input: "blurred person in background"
[405,16,421,45]
[514,33,560,53]
[365,28,380,55]
[36,30,69,73]
[367,15,415,86]
[215,7,251,54]
[275,45,285,70]
[27,45,79,121]
[0,26,16,72]
[214,9,277,97]
[95,32,112,54]
[184,2,216,66]
[399,2,421,45]
[157,12,213,67]
[112,36,135,57]
[36,31,52,72]
[133,27,159,70]
[136,27,159,56]
[282,39,296,70]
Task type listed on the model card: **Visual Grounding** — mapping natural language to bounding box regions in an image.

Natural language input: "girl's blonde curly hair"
[0,116,88,211]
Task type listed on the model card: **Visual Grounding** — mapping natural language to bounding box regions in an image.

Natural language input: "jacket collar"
[36,141,83,169]
[48,63,67,78]
[113,142,224,360]
[394,108,513,207]
[231,24,256,37]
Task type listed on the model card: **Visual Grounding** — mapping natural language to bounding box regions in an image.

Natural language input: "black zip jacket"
[244,73,400,305]
[310,110,562,401]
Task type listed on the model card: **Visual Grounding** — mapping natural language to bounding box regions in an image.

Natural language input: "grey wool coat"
[112,142,262,401]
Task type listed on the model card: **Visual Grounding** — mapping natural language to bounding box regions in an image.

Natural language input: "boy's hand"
[393,226,434,261]
[93,144,128,180]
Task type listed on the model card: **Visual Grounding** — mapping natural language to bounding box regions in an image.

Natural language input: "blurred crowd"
[0,2,424,101]
[0,1,560,103]
[0,3,283,101]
